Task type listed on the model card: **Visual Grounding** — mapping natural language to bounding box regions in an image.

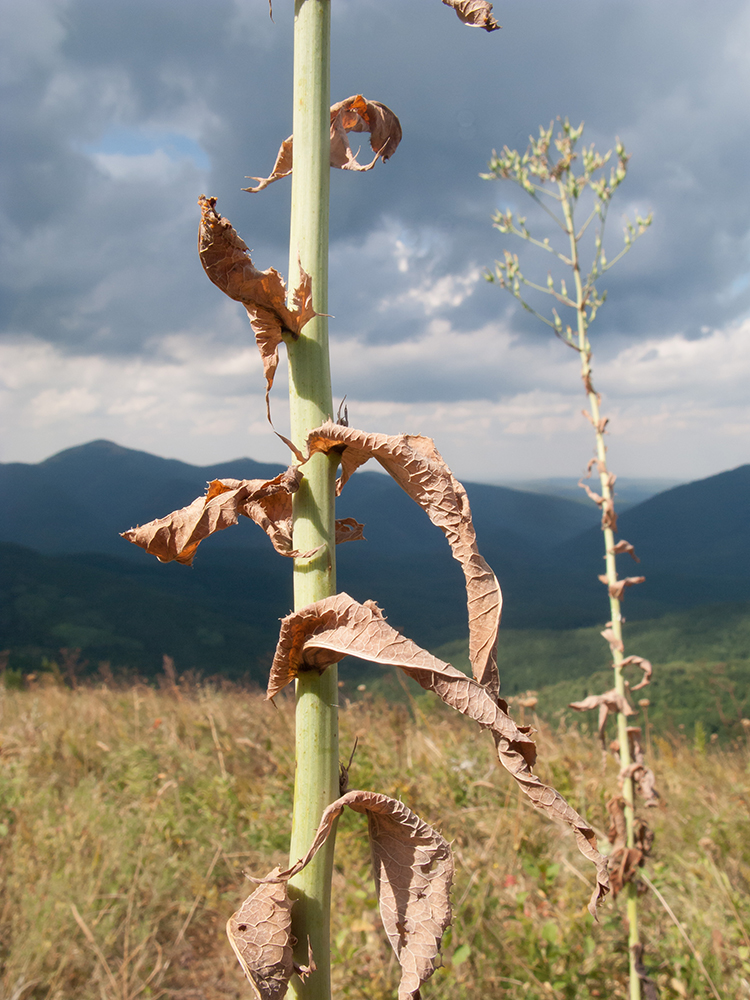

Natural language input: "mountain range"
[2,440,749,682]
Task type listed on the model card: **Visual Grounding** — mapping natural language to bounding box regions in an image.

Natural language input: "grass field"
[1,678,749,999]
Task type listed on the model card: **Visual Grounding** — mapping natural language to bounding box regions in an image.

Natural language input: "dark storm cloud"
[1,0,750,393]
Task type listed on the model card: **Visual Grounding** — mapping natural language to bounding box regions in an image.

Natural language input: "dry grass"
[1,679,748,999]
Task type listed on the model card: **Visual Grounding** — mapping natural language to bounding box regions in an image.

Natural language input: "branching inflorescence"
[484,119,656,1000]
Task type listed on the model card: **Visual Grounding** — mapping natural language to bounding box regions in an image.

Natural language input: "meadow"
[1,676,748,1000]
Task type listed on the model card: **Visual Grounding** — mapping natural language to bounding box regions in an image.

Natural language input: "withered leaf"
[268,593,609,913]
[579,479,617,532]
[335,516,366,545]
[226,868,295,1000]
[622,729,660,806]
[122,469,307,564]
[441,0,501,31]
[198,196,315,413]
[605,798,653,897]
[244,95,402,193]
[597,575,645,600]
[122,469,364,565]
[610,538,640,562]
[601,623,624,654]
[569,688,634,747]
[583,410,609,435]
[619,655,652,691]
[279,790,453,1000]
[300,421,501,693]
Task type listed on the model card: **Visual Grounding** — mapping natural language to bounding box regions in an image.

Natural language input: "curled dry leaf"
[579,479,618,532]
[335,516,366,545]
[226,868,296,1000]
[601,623,624,654]
[441,0,501,30]
[605,797,640,897]
[198,196,315,413]
[122,469,307,564]
[619,654,652,691]
[569,688,634,747]
[244,95,402,193]
[610,539,640,562]
[268,593,609,913]
[299,421,501,693]
[623,729,660,806]
[597,575,645,600]
[280,790,453,1000]
[121,469,364,565]
[605,798,653,897]
[583,410,609,435]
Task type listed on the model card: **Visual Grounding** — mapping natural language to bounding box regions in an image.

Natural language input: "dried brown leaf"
[598,576,646,600]
[569,688,634,747]
[122,469,363,565]
[268,593,609,912]
[583,410,609,435]
[226,868,295,1000]
[278,790,452,1000]
[122,469,307,564]
[605,798,654,897]
[579,480,603,506]
[441,0,501,30]
[335,516,366,545]
[621,762,660,807]
[619,654,652,691]
[198,196,315,412]
[601,623,624,654]
[299,421,501,693]
[610,539,640,562]
[245,95,402,193]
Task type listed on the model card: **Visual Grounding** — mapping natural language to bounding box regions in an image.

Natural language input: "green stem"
[285,4,338,1000]
[562,186,641,1000]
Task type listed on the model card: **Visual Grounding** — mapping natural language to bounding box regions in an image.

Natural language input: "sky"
[2,0,750,484]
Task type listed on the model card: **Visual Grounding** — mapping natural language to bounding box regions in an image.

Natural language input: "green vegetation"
[1,681,748,999]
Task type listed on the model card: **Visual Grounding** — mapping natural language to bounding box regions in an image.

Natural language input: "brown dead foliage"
[268,592,609,914]
[610,538,640,562]
[606,797,654,897]
[198,196,315,414]
[597,575,646,600]
[244,95,402,194]
[122,469,364,565]
[226,868,297,1000]
[297,421,502,694]
[228,791,452,1000]
[601,623,624,654]
[569,688,635,747]
[441,0,501,30]
[579,479,618,532]
[619,655,652,691]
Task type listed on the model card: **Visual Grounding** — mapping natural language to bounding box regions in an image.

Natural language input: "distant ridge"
[2,441,750,654]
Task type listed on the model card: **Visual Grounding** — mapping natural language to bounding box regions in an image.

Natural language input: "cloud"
[2,0,750,480]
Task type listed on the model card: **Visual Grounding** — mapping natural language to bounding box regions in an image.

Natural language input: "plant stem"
[562,184,641,1000]
[285,4,338,1000]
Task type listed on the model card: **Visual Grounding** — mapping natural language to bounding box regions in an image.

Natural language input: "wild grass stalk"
[1,682,749,999]
[483,119,652,999]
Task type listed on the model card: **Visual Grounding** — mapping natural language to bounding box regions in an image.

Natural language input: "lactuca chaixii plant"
[483,119,655,1000]
[122,10,615,1000]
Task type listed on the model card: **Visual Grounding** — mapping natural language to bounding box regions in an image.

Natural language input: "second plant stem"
[285,4,338,1000]
[563,188,641,1000]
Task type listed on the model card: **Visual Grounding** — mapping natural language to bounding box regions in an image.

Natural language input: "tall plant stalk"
[285,3,338,999]
[484,120,652,1000]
